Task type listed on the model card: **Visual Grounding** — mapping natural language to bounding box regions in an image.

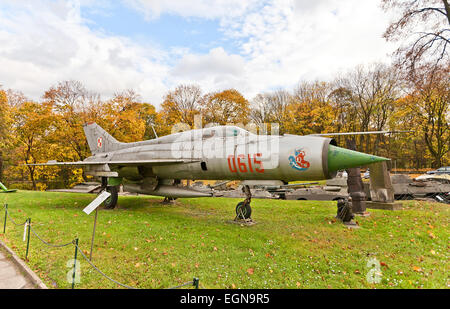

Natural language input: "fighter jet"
[31,122,389,218]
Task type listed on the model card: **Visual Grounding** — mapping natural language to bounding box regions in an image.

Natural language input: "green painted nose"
[328,145,389,173]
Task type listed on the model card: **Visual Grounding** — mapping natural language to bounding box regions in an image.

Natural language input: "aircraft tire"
[235,202,252,219]
[104,186,118,209]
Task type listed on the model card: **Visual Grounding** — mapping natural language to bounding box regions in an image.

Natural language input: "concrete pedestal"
[366,201,403,210]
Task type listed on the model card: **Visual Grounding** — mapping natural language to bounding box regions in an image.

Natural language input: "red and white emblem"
[97,137,103,148]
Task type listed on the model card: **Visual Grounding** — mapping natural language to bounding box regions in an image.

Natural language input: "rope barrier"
[1,203,202,289]
[75,243,199,289]
[74,242,138,289]
[4,208,27,226]
[29,226,74,248]
[167,281,195,289]
[7,213,28,226]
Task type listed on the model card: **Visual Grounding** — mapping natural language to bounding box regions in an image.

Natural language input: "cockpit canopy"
[201,126,253,138]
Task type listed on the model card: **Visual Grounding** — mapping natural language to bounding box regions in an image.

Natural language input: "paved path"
[0,248,37,289]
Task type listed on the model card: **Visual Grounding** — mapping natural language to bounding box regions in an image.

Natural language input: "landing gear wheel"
[104,186,118,209]
[235,202,252,219]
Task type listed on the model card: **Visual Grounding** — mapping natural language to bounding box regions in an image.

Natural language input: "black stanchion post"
[25,218,31,260]
[72,238,79,289]
[193,277,199,289]
[3,204,7,234]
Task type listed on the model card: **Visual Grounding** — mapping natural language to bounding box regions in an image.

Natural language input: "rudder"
[83,123,122,154]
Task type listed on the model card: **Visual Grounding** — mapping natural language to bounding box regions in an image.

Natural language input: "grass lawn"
[0,190,448,289]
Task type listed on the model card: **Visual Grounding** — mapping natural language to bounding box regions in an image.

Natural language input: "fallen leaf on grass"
[412,266,423,273]
[247,268,254,275]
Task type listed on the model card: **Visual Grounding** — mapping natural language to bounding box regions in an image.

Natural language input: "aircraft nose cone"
[327,145,389,173]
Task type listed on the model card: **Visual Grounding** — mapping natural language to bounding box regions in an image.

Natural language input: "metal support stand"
[3,204,7,234]
[193,277,200,289]
[89,208,98,261]
[336,198,359,228]
[162,197,177,204]
[72,238,79,289]
[101,177,108,188]
[25,218,31,260]
[345,139,368,215]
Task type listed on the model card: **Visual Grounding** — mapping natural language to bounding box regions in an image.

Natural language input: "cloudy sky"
[0,0,397,108]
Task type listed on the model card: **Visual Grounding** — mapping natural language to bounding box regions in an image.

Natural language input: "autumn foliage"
[0,61,448,191]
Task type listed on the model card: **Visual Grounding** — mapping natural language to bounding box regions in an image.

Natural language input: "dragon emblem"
[289,149,310,171]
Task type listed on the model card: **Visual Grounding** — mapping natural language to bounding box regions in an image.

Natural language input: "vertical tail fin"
[83,123,122,154]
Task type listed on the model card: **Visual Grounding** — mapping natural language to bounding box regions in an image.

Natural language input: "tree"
[138,102,159,140]
[409,65,449,167]
[10,101,58,190]
[0,89,11,181]
[201,89,250,126]
[250,90,291,134]
[285,81,336,136]
[43,80,101,162]
[333,64,401,154]
[5,89,27,107]
[99,90,152,143]
[160,84,203,129]
[382,0,450,73]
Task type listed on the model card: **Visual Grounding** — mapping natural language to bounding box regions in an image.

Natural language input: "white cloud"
[122,0,261,20]
[0,0,170,104]
[164,0,397,99]
[173,47,244,77]
[0,0,398,108]
[223,0,397,96]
